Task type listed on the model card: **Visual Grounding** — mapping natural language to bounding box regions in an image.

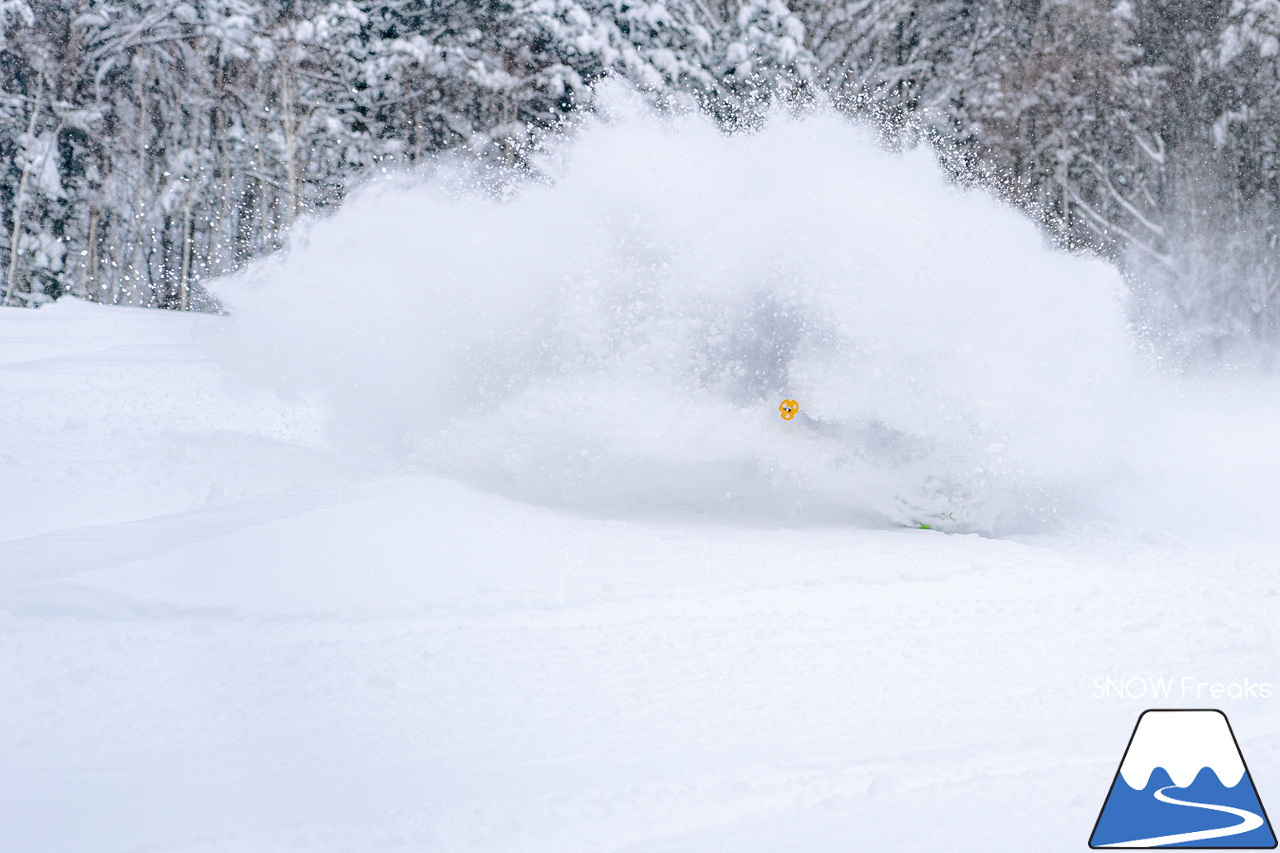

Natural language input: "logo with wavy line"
[1090,709,1276,848]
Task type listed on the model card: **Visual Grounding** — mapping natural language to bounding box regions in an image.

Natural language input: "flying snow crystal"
[214,84,1136,533]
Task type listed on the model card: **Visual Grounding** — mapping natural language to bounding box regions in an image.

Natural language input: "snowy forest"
[1,1,1280,354]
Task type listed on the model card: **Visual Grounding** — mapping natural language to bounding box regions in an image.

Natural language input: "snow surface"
[4,99,1280,852]
[1118,710,1247,789]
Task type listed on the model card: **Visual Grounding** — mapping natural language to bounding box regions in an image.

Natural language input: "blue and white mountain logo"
[1090,709,1277,848]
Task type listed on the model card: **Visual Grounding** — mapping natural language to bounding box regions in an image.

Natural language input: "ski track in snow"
[2,304,1279,850]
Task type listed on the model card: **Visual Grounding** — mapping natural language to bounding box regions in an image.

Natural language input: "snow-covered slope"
[4,99,1280,852]
[2,297,1279,853]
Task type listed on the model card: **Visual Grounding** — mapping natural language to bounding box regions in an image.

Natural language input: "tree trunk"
[86,207,99,297]
[131,69,148,305]
[2,65,45,307]
[281,46,298,226]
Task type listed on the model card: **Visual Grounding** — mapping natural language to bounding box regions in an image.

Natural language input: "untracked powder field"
[3,96,1280,851]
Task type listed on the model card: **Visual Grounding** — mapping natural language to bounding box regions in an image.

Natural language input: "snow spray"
[212,83,1196,534]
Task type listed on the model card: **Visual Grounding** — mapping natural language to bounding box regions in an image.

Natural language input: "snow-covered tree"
[3,0,1280,362]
